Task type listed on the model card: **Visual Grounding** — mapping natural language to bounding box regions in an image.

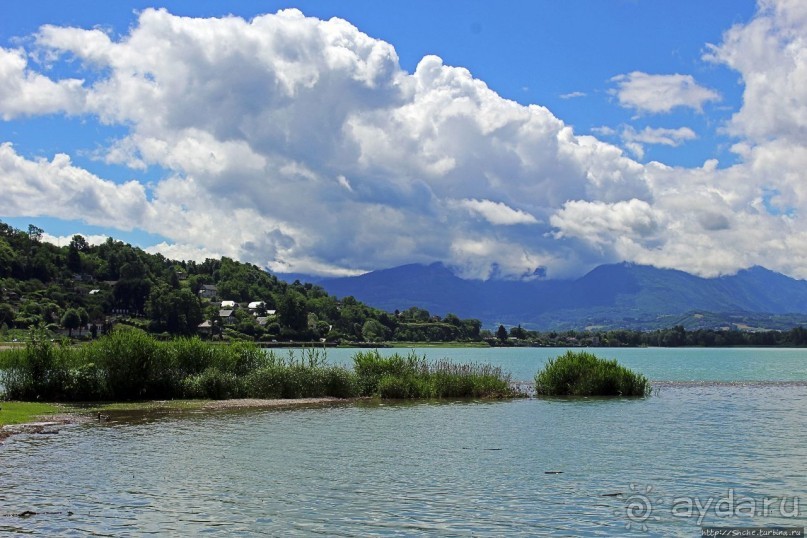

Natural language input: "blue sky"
[1,1,755,166]
[2,1,806,280]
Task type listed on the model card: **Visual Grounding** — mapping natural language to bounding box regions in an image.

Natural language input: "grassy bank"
[534,350,650,397]
[0,401,60,426]
[0,328,519,402]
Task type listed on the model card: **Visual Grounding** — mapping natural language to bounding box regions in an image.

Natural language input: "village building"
[199,284,218,299]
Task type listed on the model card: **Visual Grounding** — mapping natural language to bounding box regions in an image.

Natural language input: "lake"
[1,347,806,536]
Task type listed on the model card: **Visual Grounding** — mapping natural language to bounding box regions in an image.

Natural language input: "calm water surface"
[322,346,807,382]
[1,347,806,536]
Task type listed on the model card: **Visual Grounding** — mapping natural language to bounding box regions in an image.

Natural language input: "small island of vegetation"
[534,350,650,397]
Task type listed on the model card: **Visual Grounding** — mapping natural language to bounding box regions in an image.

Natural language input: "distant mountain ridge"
[279,262,807,330]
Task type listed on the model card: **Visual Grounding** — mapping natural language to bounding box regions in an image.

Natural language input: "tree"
[61,308,81,337]
[77,307,90,336]
[510,324,527,340]
[496,324,508,341]
[69,234,89,252]
[0,303,14,328]
[119,259,146,280]
[114,278,151,314]
[67,235,89,272]
[462,319,482,340]
[0,238,18,277]
[362,319,389,342]
[27,224,44,242]
[147,287,203,335]
[278,291,307,333]
[66,244,82,273]
[403,306,431,322]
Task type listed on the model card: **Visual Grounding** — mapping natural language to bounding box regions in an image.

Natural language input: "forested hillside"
[0,221,482,343]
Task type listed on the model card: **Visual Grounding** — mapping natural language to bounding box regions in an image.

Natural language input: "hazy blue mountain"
[278,262,807,330]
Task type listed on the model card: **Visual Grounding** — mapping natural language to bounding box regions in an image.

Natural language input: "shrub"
[211,341,266,376]
[430,360,512,398]
[66,363,105,401]
[353,350,427,396]
[182,367,243,399]
[323,367,357,398]
[242,366,285,399]
[353,350,516,399]
[169,337,216,377]
[87,327,165,400]
[0,329,71,400]
[533,351,650,397]
[377,374,416,399]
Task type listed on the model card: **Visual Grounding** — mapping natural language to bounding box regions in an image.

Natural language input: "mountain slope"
[297,262,807,330]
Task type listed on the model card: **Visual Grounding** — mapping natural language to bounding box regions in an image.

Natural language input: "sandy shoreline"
[201,397,354,410]
[0,397,352,444]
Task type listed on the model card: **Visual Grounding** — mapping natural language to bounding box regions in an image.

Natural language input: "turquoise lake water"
[1,347,806,536]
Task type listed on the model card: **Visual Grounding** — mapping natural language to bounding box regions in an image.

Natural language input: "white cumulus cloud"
[704,0,807,143]
[0,47,85,119]
[620,126,698,159]
[611,72,720,114]
[0,142,153,229]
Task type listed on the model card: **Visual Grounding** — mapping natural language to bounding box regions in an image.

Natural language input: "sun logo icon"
[614,483,662,532]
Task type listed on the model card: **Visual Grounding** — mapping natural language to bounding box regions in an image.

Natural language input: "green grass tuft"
[533,350,651,397]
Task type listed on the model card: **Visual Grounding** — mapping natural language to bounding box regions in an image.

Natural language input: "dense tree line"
[491,324,807,348]
[0,220,483,343]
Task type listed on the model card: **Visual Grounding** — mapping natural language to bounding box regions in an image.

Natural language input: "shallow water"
[322,346,807,382]
[1,348,806,536]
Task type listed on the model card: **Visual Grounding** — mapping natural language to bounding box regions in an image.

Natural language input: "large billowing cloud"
[1,3,807,280]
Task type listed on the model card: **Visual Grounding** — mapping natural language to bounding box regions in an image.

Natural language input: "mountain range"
[279,262,807,331]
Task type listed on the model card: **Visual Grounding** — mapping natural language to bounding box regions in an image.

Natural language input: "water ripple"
[1,384,805,535]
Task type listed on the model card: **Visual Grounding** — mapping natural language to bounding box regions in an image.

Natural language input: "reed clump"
[533,350,650,397]
[352,350,516,399]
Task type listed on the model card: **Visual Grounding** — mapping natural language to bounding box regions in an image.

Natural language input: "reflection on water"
[1,381,805,536]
